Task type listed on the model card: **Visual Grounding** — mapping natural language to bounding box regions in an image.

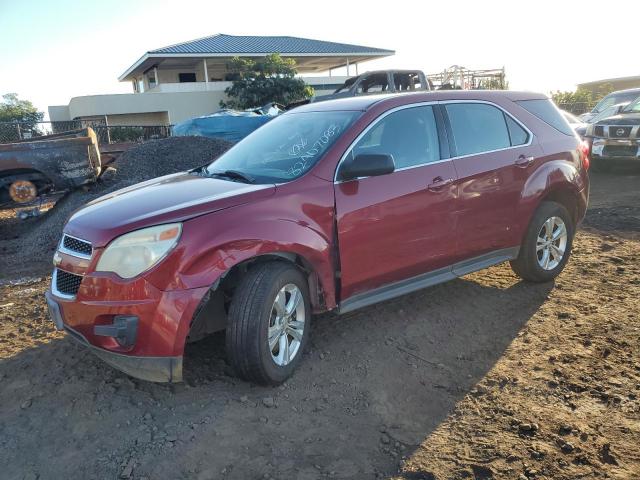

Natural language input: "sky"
[0,0,637,118]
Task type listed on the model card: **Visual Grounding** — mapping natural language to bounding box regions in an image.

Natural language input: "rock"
[561,441,575,453]
[143,412,152,421]
[518,422,538,433]
[558,312,570,319]
[559,424,572,435]
[380,434,390,445]
[262,397,275,408]
[20,399,32,409]
[600,443,619,465]
[239,395,249,403]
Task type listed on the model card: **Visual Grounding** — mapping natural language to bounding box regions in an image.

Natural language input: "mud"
[1,170,639,480]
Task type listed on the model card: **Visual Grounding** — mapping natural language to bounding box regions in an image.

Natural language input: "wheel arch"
[517,159,585,244]
[183,251,328,347]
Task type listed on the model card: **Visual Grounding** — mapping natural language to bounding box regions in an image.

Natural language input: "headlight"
[96,223,182,278]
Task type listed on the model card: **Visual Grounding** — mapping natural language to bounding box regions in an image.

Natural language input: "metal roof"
[149,34,394,55]
[119,34,394,81]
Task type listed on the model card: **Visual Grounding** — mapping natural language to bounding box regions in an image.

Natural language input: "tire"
[510,201,575,283]
[226,261,311,385]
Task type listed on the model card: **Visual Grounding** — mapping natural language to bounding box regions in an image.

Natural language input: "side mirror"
[339,153,395,182]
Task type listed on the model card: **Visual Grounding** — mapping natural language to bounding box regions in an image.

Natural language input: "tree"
[0,93,44,126]
[551,84,614,115]
[220,54,314,110]
[0,93,45,142]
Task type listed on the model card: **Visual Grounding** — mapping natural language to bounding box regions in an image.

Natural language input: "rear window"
[516,99,574,136]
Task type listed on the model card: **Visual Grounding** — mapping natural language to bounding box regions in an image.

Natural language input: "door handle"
[427,177,454,192]
[515,155,535,168]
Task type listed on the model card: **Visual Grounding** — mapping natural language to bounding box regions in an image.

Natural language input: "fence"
[556,101,597,116]
[0,121,173,145]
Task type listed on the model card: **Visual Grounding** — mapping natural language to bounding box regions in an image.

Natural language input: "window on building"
[137,79,145,93]
[178,73,197,83]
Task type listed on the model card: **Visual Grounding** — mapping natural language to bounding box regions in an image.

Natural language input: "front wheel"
[510,201,575,282]
[226,261,310,385]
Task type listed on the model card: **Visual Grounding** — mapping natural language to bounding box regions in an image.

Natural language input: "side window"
[394,72,422,91]
[351,106,440,169]
[356,73,390,95]
[505,115,529,146]
[445,103,511,156]
[516,99,573,136]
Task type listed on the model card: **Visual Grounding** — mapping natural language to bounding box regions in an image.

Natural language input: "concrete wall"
[47,75,351,125]
[106,112,169,126]
[64,90,227,124]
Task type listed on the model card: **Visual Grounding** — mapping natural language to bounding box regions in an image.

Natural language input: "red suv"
[45,91,589,384]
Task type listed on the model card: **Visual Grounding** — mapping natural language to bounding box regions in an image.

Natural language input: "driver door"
[334,104,458,301]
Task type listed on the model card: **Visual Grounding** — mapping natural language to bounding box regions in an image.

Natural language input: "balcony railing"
[146,81,233,94]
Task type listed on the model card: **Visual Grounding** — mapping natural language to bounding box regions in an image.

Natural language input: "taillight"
[579,140,590,170]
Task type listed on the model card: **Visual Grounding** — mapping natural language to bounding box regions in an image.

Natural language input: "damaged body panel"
[0,128,101,209]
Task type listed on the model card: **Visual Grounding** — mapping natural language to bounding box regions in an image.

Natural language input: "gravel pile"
[0,136,232,280]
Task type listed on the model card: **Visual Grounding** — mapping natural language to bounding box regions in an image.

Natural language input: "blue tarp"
[172,109,275,143]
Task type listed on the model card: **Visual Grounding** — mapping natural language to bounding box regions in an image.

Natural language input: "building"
[48,34,394,126]
[577,75,640,95]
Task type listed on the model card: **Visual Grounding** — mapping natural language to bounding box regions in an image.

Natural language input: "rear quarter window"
[516,99,574,136]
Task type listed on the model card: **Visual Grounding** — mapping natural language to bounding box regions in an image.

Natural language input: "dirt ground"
[1,169,639,480]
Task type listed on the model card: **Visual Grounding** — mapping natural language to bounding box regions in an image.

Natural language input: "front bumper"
[64,322,183,382]
[591,138,640,161]
[45,275,209,383]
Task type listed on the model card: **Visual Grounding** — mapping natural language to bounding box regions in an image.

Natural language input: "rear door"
[335,104,458,300]
[442,101,543,261]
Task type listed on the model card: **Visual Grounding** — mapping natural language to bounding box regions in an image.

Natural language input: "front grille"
[603,145,638,157]
[609,126,632,139]
[62,235,92,257]
[55,269,83,296]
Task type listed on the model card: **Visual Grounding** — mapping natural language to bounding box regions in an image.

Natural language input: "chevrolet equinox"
[46,91,590,384]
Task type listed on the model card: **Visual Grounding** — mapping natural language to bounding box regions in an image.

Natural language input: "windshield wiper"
[207,169,255,184]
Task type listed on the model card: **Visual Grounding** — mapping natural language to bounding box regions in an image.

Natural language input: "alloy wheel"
[536,216,568,270]
[268,283,305,366]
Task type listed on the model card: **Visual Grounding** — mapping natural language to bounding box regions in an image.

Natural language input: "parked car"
[587,95,640,172]
[45,91,589,384]
[579,88,640,122]
[561,110,588,137]
[311,70,430,103]
[0,128,101,209]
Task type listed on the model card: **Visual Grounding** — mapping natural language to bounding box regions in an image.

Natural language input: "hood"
[65,172,275,247]
[595,112,640,126]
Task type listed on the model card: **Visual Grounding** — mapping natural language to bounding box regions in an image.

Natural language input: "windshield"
[622,96,640,113]
[205,111,360,184]
[593,91,639,113]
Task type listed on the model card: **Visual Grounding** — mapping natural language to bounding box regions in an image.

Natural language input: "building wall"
[105,112,170,126]
[578,77,640,95]
[48,75,351,125]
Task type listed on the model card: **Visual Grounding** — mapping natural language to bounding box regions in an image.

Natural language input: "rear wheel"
[226,261,310,385]
[510,201,574,282]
